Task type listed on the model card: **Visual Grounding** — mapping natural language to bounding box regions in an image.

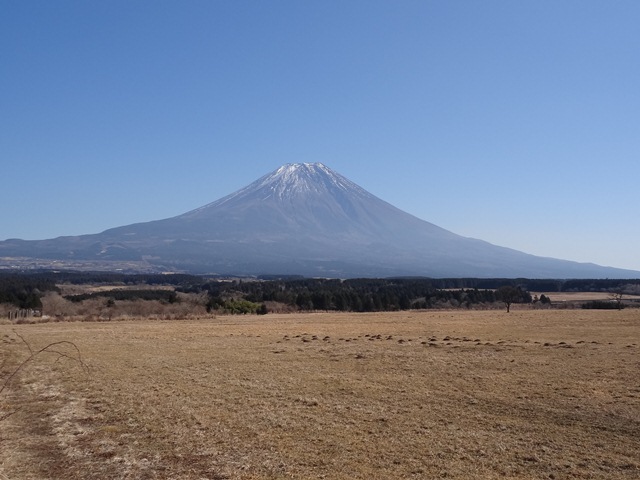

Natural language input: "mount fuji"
[0,163,638,278]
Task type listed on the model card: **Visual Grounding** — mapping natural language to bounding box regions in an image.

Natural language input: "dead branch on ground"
[1,331,88,421]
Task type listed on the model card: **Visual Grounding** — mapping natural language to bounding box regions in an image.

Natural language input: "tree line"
[203,278,533,313]
[64,289,179,304]
[0,275,59,309]
[1,271,638,312]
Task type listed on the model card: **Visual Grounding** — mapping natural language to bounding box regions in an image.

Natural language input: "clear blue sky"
[1,1,639,271]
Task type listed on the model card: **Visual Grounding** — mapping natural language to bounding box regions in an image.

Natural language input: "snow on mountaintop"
[257,163,371,199]
[4,161,640,278]
[189,163,373,214]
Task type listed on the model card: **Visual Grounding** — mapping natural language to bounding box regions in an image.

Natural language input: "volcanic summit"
[0,163,637,278]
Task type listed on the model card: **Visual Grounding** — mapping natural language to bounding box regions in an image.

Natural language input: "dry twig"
[0,331,88,419]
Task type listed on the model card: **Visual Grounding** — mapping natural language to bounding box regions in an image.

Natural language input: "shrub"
[581,301,623,310]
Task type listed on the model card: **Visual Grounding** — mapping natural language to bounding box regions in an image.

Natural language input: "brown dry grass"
[1,310,639,479]
[534,291,640,303]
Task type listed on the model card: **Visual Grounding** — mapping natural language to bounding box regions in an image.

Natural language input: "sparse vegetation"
[1,310,638,479]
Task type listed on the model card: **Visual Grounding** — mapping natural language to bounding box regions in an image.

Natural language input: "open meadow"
[1,310,639,479]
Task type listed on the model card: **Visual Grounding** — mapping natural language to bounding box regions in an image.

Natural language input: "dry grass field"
[1,310,639,479]
[533,291,640,304]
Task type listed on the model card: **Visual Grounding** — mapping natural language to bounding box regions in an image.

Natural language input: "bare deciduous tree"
[496,286,522,313]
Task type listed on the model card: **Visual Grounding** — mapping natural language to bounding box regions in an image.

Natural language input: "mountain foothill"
[0,163,637,279]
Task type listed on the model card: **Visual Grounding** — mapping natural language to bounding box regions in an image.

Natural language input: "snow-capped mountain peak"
[258,162,370,199]
[1,162,639,278]
[189,163,372,214]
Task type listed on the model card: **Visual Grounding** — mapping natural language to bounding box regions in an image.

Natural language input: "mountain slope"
[0,163,638,278]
